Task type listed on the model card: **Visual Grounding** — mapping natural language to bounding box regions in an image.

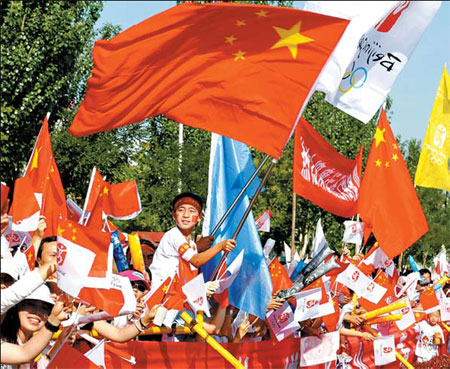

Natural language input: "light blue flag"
[202,134,272,319]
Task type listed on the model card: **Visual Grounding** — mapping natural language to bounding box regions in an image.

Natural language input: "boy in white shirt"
[150,192,236,290]
[414,310,444,363]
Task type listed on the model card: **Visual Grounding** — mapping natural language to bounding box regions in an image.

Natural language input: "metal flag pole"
[210,158,277,281]
[209,153,270,237]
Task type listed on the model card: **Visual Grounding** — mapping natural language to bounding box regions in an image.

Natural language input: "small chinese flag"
[268,257,293,295]
[24,114,67,237]
[23,245,35,271]
[419,287,440,314]
[145,276,172,310]
[48,343,100,369]
[358,110,429,258]
[69,2,349,159]
[321,296,340,332]
[82,167,141,228]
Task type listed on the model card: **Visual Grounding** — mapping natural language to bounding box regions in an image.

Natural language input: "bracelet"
[45,320,60,333]
[139,318,149,329]
[134,321,144,333]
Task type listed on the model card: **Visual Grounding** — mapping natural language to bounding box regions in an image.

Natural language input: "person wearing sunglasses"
[111,269,150,328]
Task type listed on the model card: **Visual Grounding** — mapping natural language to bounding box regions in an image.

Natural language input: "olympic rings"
[338,66,368,94]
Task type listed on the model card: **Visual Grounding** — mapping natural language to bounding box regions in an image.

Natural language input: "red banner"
[105,338,302,369]
[293,118,363,218]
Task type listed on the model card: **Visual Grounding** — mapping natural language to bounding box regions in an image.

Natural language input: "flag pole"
[210,158,277,280]
[210,154,270,237]
[290,193,297,260]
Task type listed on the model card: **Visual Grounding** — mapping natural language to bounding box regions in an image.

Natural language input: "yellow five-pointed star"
[103,186,109,195]
[233,50,246,61]
[385,161,390,168]
[373,127,386,147]
[71,235,77,241]
[255,10,268,17]
[225,35,237,45]
[392,153,399,161]
[30,147,42,171]
[392,143,398,150]
[162,284,168,293]
[271,21,314,59]
[375,159,382,167]
[57,224,65,236]
[270,264,276,270]
[236,20,246,27]
[27,253,32,261]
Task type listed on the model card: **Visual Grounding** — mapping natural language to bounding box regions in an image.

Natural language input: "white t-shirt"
[149,227,197,291]
[413,320,443,363]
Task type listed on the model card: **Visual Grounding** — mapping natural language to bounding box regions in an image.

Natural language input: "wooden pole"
[398,252,404,273]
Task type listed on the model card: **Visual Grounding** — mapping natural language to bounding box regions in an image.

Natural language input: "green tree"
[1,0,103,185]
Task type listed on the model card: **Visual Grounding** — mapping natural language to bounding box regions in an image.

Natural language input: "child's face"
[428,311,440,326]
[173,204,201,232]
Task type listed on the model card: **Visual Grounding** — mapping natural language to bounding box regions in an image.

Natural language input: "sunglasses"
[131,281,148,293]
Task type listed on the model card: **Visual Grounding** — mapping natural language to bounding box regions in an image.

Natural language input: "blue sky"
[96,1,449,142]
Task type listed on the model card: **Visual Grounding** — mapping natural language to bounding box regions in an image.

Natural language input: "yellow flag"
[414,65,450,191]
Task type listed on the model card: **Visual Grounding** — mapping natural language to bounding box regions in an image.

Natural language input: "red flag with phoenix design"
[293,118,363,218]
[69,2,349,159]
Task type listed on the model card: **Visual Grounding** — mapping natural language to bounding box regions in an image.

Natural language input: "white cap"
[25,284,54,306]
[1,258,19,281]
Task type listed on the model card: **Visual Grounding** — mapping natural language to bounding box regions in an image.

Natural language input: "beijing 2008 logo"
[277,312,290,324]
[57,243,67,266]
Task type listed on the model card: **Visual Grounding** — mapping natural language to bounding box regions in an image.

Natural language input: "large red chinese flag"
[293,118,363,217]
[24,114,67,237]
[358,110,428,259]
[69,2,349,159]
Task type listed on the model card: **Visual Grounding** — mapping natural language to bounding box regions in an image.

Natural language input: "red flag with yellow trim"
[358,110,428,258]
[268,257,293,295]
[69,2,349,159]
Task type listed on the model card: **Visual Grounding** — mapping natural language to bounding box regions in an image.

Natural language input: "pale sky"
[96,1,450,143]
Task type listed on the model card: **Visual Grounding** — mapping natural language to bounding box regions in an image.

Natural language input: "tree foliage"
[1,0,103,183]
